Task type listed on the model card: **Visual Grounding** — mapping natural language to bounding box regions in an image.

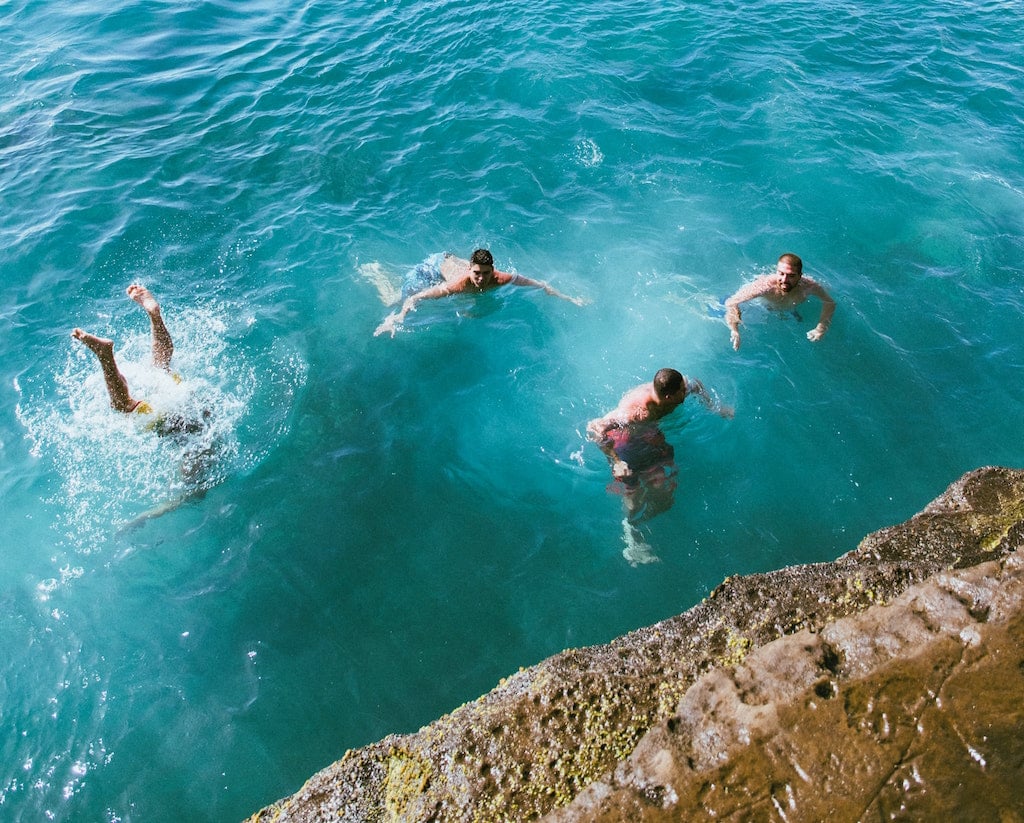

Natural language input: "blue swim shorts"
[401,253,446,299]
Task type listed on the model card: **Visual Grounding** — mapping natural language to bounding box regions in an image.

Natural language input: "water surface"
[2,0,1023,819]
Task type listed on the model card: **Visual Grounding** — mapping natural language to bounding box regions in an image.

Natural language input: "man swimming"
[588,368,733,565]
[374,248,586,337]
[724,253,836,350]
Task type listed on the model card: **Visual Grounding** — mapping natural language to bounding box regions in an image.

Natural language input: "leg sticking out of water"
[127,284,173,371]
[358,262,402,306]
[71,329,141,413]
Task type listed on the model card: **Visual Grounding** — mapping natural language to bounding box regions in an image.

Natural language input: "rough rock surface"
[546,546,1024,821]
[247,466,1024,822]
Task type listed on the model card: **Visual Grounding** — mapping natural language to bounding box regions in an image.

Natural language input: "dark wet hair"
[470,248,494,267]
[653,368,684,399]
[778,252,803,273]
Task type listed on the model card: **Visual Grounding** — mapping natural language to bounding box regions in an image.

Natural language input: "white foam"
[15,299,308,565]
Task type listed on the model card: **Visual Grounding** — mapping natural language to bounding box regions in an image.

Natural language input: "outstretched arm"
[724,277,770,351]
[724,302,743,351]
[510,274,588,306]
[374,281,453,337]
[724,280,765,350]
[805,280,836,342]
[685,377,734,419]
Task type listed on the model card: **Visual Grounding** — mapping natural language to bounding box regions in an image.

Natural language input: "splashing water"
[16,300,307,558]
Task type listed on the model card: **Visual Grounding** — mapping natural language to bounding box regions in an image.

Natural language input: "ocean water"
[2,0,1022,819]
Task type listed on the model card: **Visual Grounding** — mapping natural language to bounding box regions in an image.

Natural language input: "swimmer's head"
[653,368,684,400]
[470,248,494,268]
[469,248,496,287]
[776,253,803,292]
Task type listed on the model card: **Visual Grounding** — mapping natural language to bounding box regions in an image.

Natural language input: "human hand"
[806,325,827,342]
[717,404,735,420]
[730,329,741,351]
[570,295,592,307]
[612,459,632,480]
[373,313,400,338]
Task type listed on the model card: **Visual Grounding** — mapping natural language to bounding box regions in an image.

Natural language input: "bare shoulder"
[617,383,656,420]
[727,274,773,303]
[799,275,832,297]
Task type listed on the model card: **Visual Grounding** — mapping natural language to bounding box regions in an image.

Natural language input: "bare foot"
[127,284,160,316]
[71,328,115,357]
[621,519,660,567]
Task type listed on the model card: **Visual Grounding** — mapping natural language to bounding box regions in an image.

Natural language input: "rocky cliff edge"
[248,466,1024,822]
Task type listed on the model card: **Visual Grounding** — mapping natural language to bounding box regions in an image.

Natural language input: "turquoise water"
[2,0,1022,819]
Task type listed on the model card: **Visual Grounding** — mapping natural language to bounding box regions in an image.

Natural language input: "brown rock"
[547,549,1024,821]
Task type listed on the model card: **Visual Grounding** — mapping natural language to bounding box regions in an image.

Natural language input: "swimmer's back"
[440,253,468,283]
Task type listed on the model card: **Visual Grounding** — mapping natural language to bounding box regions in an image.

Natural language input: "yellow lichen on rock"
[720,627,753,667]
[384,747,432,821]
